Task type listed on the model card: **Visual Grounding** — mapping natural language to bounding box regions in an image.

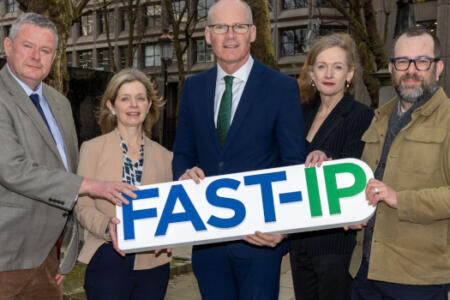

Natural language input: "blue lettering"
[206,178,245,228]
[244,171,286,222]
[155,184,206,236]
[122,188,159,240]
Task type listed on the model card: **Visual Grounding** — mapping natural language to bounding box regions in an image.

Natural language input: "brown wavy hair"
[98,68,164,137]
[299,33,358,104]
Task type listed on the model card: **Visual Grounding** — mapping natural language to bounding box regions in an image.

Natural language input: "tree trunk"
[244,0,278,69]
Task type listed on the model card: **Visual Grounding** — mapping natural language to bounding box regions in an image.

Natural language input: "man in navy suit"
[172,0,306,299]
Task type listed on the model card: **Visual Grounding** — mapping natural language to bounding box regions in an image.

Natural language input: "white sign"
[117,158,375,253]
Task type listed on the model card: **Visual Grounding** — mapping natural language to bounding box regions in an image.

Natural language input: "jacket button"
[219,161,224,168]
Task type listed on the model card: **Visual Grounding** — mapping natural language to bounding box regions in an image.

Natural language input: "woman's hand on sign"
[181,167,205,184]
[344,222,367,231]
[108,217,126,257]
[243,231,286,248]
[305,150,331,167]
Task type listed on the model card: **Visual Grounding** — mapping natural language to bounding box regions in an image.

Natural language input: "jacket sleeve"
[397,132,450,224]
[0,96,82,211]
[74,141,110,240]
[172,78,198,179]
[277,78,306,166]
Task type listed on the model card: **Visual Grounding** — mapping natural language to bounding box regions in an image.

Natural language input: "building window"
[197,0,214,19]
[66,52,73,67]
[79,50,93,69]
[173,0,187,22]
[144,3,162,28]
[97,48,111,71]
[195,39,214,63]
[80,13,93,36]
[3,25,11,38]
[318,25,348,36]
[5,0,17,12]
[280,27,307,56]
[282,0,308,9]
[98,11,114,35]
[144,44,161,67]
[268,0,274,11]
[120,46,138,68]
[317,0,348,7]
[120,9,128,32]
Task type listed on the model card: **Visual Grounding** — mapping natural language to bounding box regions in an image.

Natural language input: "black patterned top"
[120,136,144,186]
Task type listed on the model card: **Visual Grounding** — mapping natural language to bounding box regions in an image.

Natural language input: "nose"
[30,47,40,60]
[325,66,333,78]
[130,98,138,107]
[225,26,235,38]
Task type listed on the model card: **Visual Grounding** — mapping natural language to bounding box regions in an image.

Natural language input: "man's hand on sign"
[108,217,126,257]
[365,179,398,209]
[305,150,331,167]
[181,167,206,184]
[243,231,286,248]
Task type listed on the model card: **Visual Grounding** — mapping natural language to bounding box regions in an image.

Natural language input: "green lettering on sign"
[323,163,366,215]
[304,167,322,217]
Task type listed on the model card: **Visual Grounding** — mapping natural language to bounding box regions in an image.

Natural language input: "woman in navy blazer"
[289,33,374,300]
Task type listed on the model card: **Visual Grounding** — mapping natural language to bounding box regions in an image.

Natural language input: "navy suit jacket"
[173,59,306,180]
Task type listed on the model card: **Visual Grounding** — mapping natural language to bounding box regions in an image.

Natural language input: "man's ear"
[435,60,444,80]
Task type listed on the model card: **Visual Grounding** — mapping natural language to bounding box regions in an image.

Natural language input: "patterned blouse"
[120,136,144,186]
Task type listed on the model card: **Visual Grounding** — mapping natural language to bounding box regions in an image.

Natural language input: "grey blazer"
[0,66,83,274]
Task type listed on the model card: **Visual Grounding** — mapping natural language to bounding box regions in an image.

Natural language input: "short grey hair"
[9,12,58,48]
[207,0,253,25]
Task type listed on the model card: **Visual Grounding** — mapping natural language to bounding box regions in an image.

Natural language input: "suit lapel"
[203,67,222,152]
[224,61,263,148]
[0,68,60,160]
[310,95,354,148]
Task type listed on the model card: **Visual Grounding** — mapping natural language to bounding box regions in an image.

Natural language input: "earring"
[311,81,316,87]
[346,81,350,88]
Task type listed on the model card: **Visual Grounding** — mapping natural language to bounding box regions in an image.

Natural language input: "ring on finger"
[374,187,379,195]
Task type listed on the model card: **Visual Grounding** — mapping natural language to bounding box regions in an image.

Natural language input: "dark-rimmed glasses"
[208,24,252,34]
[390,56,440,71]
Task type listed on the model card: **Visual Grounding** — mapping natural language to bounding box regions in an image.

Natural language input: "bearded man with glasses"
[172,0,306,299]
[349,27,450,300]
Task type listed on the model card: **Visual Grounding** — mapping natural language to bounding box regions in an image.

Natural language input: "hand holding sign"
[116,158,375,253]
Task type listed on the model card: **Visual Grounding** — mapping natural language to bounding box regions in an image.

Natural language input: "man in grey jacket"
[0,13,135,299]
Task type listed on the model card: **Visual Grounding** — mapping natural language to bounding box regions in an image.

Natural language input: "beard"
[392,69,437,103]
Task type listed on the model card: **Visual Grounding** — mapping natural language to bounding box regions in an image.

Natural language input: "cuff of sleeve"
[397,190,413,221]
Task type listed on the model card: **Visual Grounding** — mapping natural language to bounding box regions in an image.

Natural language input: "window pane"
[282,0,308,10]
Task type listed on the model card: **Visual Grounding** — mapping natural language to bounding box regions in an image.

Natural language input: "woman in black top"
[289,33,374,300]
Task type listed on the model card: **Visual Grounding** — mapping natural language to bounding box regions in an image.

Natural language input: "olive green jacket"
[349,87,450,285]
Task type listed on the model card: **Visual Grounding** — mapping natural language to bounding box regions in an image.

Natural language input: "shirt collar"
[217,55,254,83]
[6,63,43,98]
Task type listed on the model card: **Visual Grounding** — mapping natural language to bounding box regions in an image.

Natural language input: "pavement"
[166,246,295,300]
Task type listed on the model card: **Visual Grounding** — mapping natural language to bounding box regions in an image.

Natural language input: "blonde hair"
[98,68,164,137]
[299,33,358,104]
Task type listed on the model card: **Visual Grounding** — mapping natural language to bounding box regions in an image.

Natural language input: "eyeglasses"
[390,56,440,71]
[208,24,252,34]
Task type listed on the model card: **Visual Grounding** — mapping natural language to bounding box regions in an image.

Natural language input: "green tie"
[217,75,234,146]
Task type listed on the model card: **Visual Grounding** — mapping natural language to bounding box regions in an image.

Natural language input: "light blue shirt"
[7,64,69,171]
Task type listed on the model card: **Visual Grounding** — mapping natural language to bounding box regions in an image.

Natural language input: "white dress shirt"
[214,56,254,126]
